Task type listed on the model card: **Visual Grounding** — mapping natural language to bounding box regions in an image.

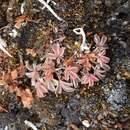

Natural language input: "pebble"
[82,120,90,128]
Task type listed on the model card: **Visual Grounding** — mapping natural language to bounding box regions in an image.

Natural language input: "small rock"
[82,120,90,128]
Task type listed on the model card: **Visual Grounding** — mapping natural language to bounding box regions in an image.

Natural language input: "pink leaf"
[94,66,106,79]
[47,53,57,60]
[44,59,55,80]
[94,34,100,44]
[55,84,62,94]
[97,50,110,67]
[60,80,74,92]
[45,80,56,92]
[35,78,48,98]
[94,34,107,47]
[64,66,79,81]
[101,64,110,71]
[55,80,74,94]
[26,64,41,86]
[47,43,65,63]
[100,35,107,46]
[82,73,99,87]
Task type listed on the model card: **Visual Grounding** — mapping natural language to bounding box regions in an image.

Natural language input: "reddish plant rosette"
[26,33,110,97]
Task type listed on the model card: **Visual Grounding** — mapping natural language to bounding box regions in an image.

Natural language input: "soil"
[0,0,130,130]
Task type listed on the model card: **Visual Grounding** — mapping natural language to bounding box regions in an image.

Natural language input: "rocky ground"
[0,0,130,130]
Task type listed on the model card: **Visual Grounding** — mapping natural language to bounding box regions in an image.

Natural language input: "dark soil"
[0,0,130,130]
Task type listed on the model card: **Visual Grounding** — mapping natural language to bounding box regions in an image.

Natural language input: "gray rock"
[103,80,128,111]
